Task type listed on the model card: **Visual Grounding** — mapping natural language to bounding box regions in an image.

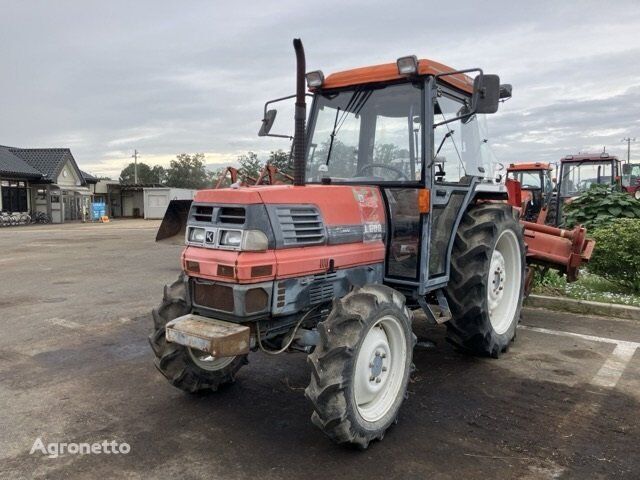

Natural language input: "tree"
[150,165,167,185]
[165,153,210,189]
[119,162,158,184]
[237,151,263,180]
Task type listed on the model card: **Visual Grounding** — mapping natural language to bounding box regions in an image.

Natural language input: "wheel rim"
[187,348,235,371]
[635,190,640,200]
[487,229,521,335]
[353,315,407,422]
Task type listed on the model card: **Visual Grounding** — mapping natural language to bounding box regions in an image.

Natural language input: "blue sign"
[92,201,106,220]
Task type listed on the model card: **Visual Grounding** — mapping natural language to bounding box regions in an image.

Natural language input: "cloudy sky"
[1,0,639,178]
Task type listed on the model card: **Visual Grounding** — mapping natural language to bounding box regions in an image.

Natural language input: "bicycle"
[32,212,52,224]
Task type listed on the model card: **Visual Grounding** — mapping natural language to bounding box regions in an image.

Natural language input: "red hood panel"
[193,184,385,226]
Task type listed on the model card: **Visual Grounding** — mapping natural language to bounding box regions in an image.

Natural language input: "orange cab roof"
[561,153,619,163]
[508,162,552,171]
[322,59,474,94]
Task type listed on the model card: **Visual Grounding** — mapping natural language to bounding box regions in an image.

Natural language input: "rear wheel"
[149,273,247,392]
[445,203,525,357]
[305,285,415,448]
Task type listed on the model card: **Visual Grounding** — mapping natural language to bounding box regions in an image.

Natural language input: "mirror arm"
[260,93,313,140]
[431,68,483,128]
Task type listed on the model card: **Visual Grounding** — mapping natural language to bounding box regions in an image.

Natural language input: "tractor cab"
[622,163,640,200]
[506,162,555,223]
[558,153,620,199]
[259,58,512,296]
[553,153,620,225]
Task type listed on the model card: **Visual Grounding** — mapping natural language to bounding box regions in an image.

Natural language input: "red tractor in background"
[552,153,621,225]
[506,162,557,225]
[622,163,640,200]
[151,39,593,448]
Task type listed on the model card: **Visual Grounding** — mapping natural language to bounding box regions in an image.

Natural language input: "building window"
[1,181,28,212]
[36,188,47,200]
[51,194,60,203]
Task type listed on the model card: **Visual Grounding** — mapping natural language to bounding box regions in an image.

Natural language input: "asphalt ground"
[0,220,638,479]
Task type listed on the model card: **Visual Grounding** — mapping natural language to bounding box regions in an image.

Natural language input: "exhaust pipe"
[293,38,306,186]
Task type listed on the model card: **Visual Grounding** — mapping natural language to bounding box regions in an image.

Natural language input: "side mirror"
[258,109,277,137]
[472,74,500,114]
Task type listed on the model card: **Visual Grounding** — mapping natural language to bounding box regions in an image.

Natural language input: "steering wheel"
[356,163,409,181]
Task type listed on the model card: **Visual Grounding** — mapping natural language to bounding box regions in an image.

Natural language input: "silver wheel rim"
[188,348,235,371]
[353,315,407,422]
[635,190,640,200]
[487,229,521,335]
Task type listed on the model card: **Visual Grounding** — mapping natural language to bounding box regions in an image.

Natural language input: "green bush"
[589,218,640,292]
[564,185,640,230]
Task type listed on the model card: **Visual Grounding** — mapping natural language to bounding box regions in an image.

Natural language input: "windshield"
[432,93,496,183]
[507,171,543,189]
[305,83,423,183]
[560,161,614,196]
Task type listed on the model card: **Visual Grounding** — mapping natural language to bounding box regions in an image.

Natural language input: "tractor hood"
[156,184,386,246]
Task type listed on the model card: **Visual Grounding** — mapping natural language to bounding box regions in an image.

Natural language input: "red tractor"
[151,40,592,448]
[552,153,621,225]
[506,162,556,224]
[622,163,640,200]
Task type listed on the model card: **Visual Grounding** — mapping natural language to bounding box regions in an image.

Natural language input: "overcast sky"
[1,0,639,178]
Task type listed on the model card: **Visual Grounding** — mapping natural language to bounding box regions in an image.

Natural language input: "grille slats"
[219,207,246,224]
[193,205,214,222]
[277,206,325,246]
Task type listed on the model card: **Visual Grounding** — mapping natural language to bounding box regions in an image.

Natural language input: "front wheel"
[305,285,415,449]
[445,203,525,357]
[148,273,247,393]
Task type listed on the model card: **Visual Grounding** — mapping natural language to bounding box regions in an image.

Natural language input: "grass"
[533,270,640,307]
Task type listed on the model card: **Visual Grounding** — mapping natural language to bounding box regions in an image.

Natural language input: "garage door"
[145,192,170,219]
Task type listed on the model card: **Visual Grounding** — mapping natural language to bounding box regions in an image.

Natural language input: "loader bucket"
[156,199,192,244]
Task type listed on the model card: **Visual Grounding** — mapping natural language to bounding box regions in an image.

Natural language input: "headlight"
[188,227,206,243]
[220,230,242,247]
[242,230,269,251]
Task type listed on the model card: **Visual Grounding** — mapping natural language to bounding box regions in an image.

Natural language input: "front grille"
[193,205,214,222]
[219,207,245,224]
[193,281,234,312]
[276,206,325,246]
[309,282,334,304]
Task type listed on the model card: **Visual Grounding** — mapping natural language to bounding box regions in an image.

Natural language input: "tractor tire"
[445,203,525,358]
[305,285,415,449]
[545,193,559,226]
[148,273,247,393]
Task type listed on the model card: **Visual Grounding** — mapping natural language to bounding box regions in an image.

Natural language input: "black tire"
[305,285,415,449]
[148,273,246,393]
[445,203,525,358]
[545,193,559,226]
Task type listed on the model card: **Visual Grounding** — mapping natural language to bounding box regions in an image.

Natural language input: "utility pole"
[132,149,139,183]
[622,138,636,164]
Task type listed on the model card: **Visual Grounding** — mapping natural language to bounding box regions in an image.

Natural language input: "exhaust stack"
[293,38,306,186]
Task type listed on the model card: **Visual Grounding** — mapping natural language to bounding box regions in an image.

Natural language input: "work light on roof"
[396,55,418,75]
[305,70,324,88]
